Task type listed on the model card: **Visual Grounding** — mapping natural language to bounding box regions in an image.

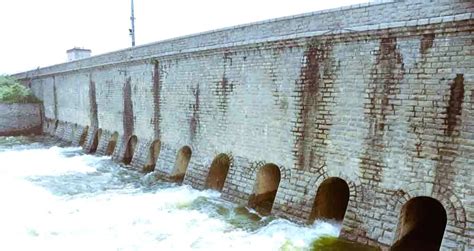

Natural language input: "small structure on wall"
[67,47,91,62]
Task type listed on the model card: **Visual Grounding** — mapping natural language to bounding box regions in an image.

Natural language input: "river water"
[0,136,341,251]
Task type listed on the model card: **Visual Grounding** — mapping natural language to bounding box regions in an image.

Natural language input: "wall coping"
[13,0,473,79]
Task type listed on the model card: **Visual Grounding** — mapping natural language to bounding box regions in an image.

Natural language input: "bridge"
[14,0,473,249]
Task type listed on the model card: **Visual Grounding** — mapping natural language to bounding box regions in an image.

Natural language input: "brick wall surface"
[16,0,473,249]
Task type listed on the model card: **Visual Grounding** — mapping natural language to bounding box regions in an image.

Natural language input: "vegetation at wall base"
[0,75,41,103]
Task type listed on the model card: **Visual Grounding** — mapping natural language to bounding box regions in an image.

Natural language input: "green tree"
[0,75,41,103]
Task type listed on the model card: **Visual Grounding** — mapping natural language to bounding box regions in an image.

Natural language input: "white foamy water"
[0,136,340,251]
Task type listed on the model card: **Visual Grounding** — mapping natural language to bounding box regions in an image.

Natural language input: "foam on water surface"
[0,136,340,251]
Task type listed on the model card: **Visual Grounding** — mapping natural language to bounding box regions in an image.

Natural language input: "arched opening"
[391,197,447,251]
[79,126,89,147]
[170,146,192,183]
[105,132,119,156]
[143,140,161,173]
[309,177,350,223]
[248,163,281,215]
[54,120,59,130]
[205,153,231,191]
[123,135,137,165]
[89,128,102,153]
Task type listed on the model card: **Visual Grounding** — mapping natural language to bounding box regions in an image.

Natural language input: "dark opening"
[105,132,119,156]
[123,135,137,165]
[391,197,447,251]
[171,146,192,183]
[79,126,89,147]
[54,120,59,131]
[248,163,281,215]
[143,140,161,173]
[309,177,350,223]
[89,129,102,153]
[205,153,231,191]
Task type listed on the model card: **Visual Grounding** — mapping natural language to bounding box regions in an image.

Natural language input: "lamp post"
[130,0,136,47]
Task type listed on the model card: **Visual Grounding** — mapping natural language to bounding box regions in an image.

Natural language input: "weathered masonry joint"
[14,1,474,249]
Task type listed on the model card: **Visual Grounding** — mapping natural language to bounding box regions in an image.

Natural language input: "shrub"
[0,75,41,103]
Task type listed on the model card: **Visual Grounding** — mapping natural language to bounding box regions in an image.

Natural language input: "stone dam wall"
[0,103,42,136]
[14,0,473,249]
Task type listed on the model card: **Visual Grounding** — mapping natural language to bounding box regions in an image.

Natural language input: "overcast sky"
[0,0,367,75]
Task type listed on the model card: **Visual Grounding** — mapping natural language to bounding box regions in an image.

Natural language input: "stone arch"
[170,145,192,182]
[308,177,350,223]
[388,182,467,233]
[205,153,232,191]
[244,161,291,181]
[123,135,137,165]
[391,196,447,251]
[105,132,119,156]
[79,126,89,147]
[317,169,362,208]
[248,163,281,215]
[89,128,102,153]
[143,140,161,173]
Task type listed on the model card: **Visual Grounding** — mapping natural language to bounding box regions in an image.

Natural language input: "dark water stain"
[434,74,464,188]
[294,39,335,171]
[53,76,58,120]
[420,33,435,55]
[445,74,464,136]
[408,34,437,159]
[89,75,98,129]
[215,52,234,113]
[189,83,200,140]
[360,36,404,185]
[152,60,162,139]
[123,76,134,138]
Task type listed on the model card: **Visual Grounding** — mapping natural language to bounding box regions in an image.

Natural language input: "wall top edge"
[13,0,473,79]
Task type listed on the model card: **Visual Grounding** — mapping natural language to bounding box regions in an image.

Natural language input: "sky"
[0,0,367,75]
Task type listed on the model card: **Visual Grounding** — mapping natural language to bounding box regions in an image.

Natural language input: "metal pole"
[130,0,136,47]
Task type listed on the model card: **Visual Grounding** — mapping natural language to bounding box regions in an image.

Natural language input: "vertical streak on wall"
[89,74,98,129]
[53,76,58,120]
[446,75,464,137]
[123,76,134,139]
[360,37,404,186]
[189,83,200,141]
[410,34,435,159]
[215,51,234,114]
[434,74,464,188]
[294,40,334,171]
[152,61,161,139]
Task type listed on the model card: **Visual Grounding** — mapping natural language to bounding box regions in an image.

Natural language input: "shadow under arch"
[248,163,281,215]
[391,196,447,251]
[105,132,119,156]
[79,126,89,147]
[170,146,192,183]
[89,128,102,153]
[308,177,349,224]
[123,135,137,165]
[205,153,231,191]
[143,140,161,173]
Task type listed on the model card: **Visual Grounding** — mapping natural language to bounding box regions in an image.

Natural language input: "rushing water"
[0,136,341,251]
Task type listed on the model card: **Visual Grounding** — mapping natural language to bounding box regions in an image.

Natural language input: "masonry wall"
[15,0,473,249]
[0,103,42,136]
